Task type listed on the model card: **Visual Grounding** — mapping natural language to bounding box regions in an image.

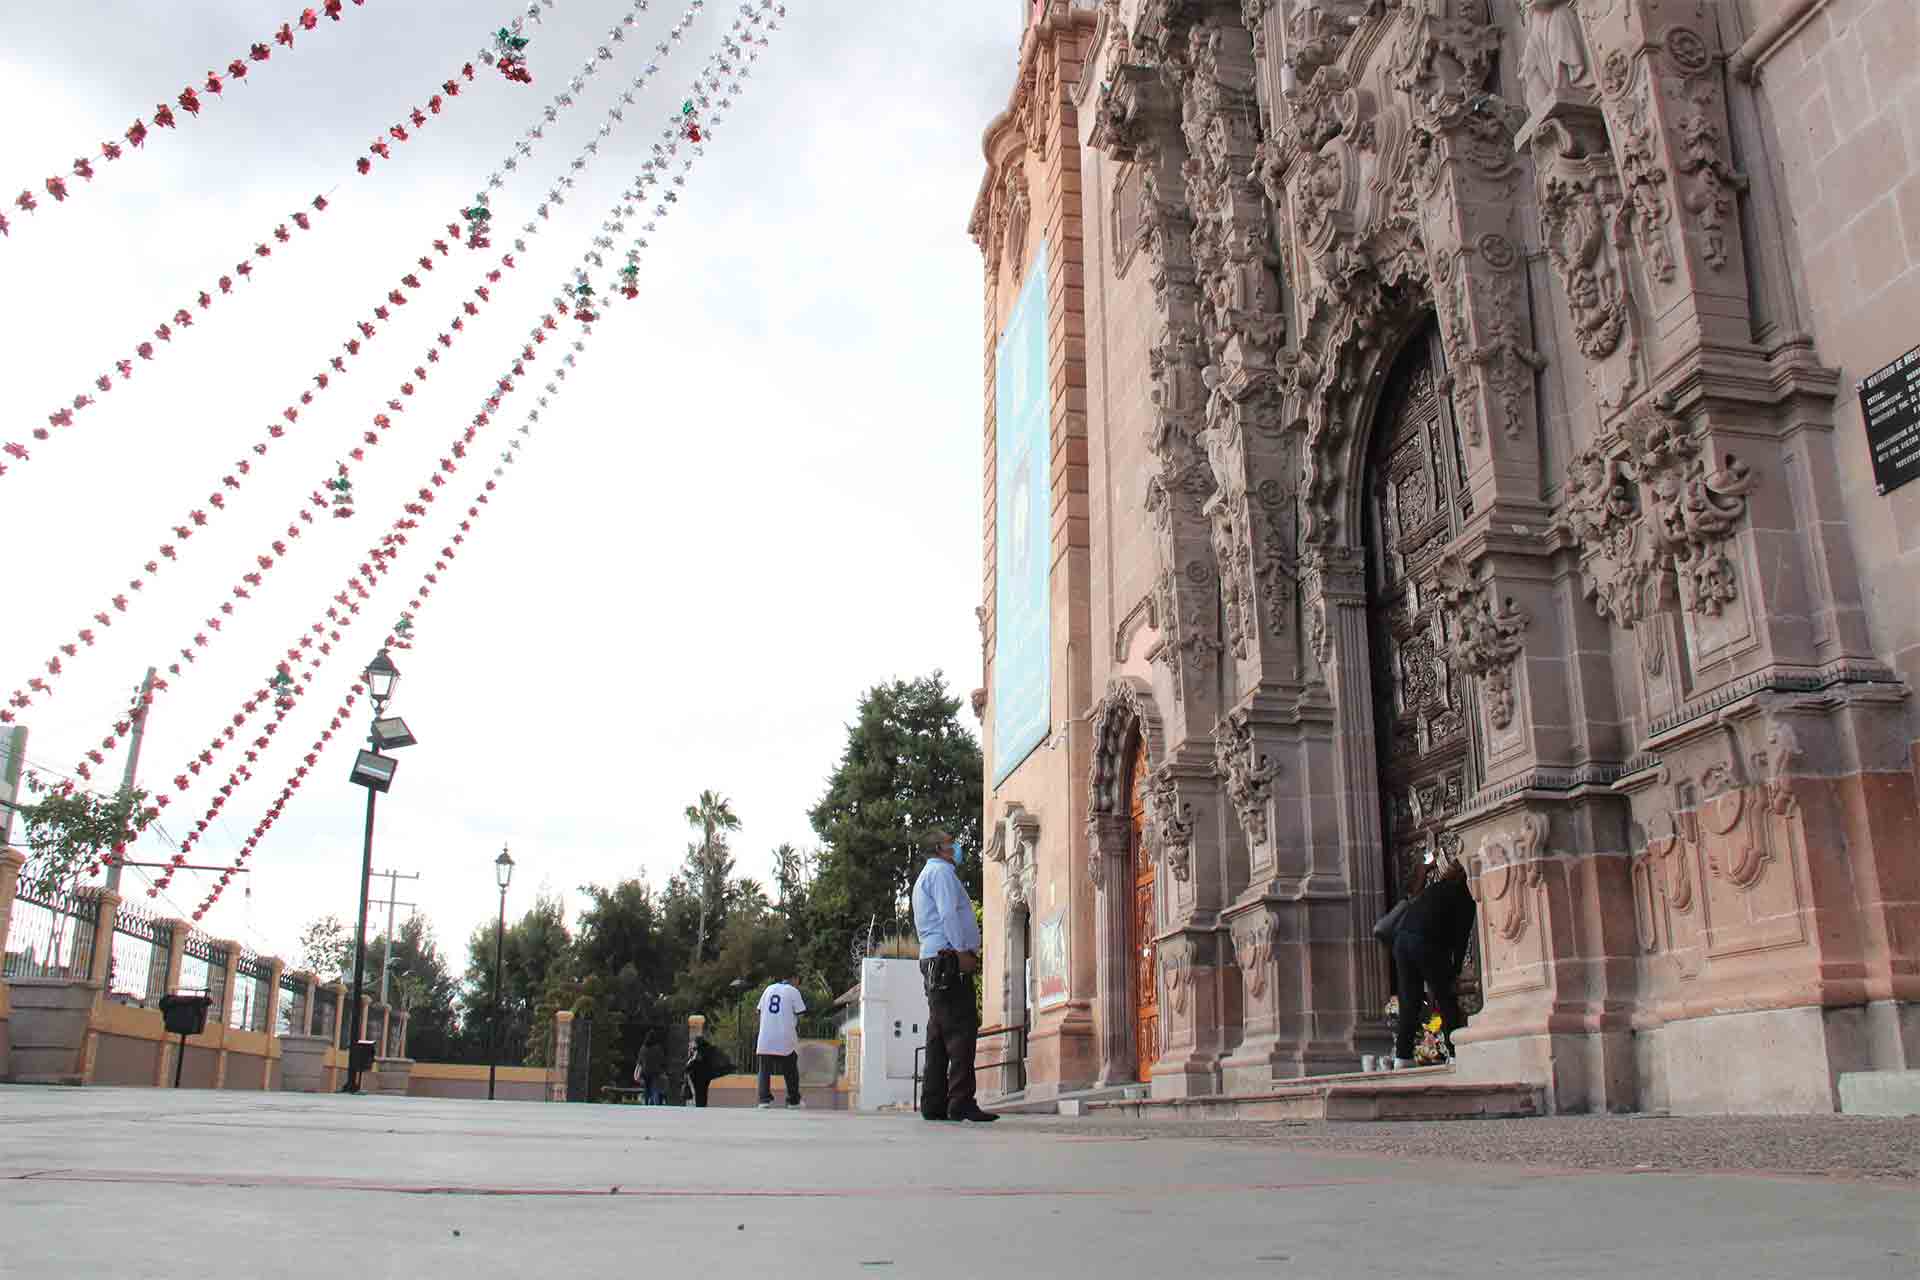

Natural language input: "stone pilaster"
[0,849,23,1075]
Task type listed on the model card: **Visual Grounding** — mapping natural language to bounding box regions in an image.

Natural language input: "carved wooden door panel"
[1364,325,1482,1002]
[1129,752,1158,1082]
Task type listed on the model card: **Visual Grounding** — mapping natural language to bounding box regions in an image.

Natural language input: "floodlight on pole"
[342,646,410,1094]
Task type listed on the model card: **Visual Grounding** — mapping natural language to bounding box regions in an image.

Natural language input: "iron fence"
[107,899,171,1004]
[310,985,339,1040]
[277,972,306,1037]
[178,930,227,1018]
[3,883,100,980]
[229,948,269,1032]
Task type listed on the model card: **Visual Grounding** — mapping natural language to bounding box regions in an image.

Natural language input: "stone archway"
[1085,676,1164,1088]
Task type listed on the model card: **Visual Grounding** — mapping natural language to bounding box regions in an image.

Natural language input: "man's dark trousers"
[921,972,979,1120]
[758,1052,801,1106]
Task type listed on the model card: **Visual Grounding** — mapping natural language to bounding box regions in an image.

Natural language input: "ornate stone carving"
[1560,401,1756,627]
[1759,720,1800,818]
[1536,130,1629,359]
[1674,96,1747,272]
[1214,708,1280,850]
[1232,913,1274,1000]
[1644,808,1696,915]
[1474,809,1549,942]
[1002,167,1032,282]
[1161,935,1197,1016]
[1088,677,1166,825]
[1699,761,1769,890]
[1281,0,1371,84]
[1435,553,1530,732]
[1145,767,1196,883]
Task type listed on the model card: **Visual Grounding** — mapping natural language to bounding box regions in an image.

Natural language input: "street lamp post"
[343,648,413,1094]
[488,845,515,1101]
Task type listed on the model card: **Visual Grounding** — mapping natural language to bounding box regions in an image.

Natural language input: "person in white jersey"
[755,975,807,1108]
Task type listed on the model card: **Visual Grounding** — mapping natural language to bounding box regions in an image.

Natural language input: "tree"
[296,914,354,983]
[462,892,573,1067]
[14,779,158,897]
[683,790,741,961]
[803,673,984,991]
[365,916,462,1062]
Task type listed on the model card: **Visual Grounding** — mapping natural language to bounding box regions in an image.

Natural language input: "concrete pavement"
[0,1087,1914,1279]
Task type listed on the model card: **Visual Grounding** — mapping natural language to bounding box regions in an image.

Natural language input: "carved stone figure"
[1520,0,1595,119]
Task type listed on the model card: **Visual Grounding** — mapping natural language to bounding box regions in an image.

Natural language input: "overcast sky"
[0,1,1018,973]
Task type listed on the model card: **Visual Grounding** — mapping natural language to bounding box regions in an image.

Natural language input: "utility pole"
[369,868,420,1006]
[105,667,157,895]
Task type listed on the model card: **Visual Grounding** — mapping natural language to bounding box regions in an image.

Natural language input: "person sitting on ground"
[1389,854,1476,1070]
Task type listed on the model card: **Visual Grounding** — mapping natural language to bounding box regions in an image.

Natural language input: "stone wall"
[975,0,1920,1113]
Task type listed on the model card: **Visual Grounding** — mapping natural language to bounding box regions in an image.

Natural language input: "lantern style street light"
[343,648,416,1094]
[488,845,516,1101]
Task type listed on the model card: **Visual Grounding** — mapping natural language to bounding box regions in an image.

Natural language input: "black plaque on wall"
[1859,343,1920,496]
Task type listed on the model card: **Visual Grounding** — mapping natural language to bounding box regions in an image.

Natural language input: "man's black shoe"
[954,1106,999,1123]
[921,1111,953,1122]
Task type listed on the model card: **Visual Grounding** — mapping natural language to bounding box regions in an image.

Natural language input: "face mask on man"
[951,839,966,867]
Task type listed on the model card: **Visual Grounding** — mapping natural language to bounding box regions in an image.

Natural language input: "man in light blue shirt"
[912,829,996,1123]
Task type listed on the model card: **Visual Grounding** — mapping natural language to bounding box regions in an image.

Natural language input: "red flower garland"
[2,3,368,241]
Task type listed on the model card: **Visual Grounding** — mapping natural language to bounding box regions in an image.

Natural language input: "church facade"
[971,0,1920,1114]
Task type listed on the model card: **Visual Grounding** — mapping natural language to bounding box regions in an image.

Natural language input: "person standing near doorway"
[1390,855,1476,1069]
[755,975,807,1109]
[912,829,997,1123]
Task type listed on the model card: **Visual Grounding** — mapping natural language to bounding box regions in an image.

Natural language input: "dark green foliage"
[802,672,983,990]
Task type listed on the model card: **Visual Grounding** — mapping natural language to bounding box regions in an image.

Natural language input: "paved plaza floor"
[0,1087,1915,1279]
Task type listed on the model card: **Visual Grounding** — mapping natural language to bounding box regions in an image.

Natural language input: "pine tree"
[803,673,983,989]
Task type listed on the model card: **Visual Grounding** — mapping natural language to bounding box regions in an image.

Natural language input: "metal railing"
[3,883,100,980]
[229,948,269,1032]
[107,899,171,1003]
[912,1025,1027,1112]
[277,972,306,1037]
[179,930,227,1017]
[310,986,340,1040]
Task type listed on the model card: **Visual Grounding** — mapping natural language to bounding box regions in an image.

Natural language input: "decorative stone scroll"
[1435,552,1530,732]
[1145,766,1197,882]
[1213,708,1279,851]
[1560,400,1755,628]
[1472,810,1549,943]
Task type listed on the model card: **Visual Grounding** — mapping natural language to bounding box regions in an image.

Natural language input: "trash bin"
[158,993,213,1088]
[349,1040,377,1074]
[158,993,212,1037]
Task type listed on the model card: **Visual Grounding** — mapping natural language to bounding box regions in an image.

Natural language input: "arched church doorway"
[1128,743,1157,1082]
[1361,321,1482,932]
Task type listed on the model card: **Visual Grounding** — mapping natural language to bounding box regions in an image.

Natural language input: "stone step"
[1083,1076,1544,1124]
[1838,1069,1920,1117]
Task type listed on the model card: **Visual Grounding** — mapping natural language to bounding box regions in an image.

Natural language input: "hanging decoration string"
[148,20,755,818]
[6,8,716,732]
[3,2,373,242]
[0,0,587,476]
[177,3,784,913]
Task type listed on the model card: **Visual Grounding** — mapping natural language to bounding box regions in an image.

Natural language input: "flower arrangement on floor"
[1383,996,1451,1066]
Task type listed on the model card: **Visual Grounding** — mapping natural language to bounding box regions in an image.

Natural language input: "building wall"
[973,0,1920,1113]
[1744,0,1920,736]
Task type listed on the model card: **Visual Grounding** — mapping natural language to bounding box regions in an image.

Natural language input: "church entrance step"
[1081,1078,1543,1123]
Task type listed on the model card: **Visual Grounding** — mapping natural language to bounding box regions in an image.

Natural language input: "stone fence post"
[259,956,286,1089]
[323,981,347,1090]
[0,849,23,1078]
[77,889,120,1084]
[550,1009,575,1102]
[152,919,192,1087]
[210,939,240,1089]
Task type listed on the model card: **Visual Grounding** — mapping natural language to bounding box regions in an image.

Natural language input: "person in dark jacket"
[637,1030,668,1105]
[1391,856,1476,1068]
[684,1033,726,1107]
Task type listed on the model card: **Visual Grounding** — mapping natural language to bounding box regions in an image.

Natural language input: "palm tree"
[684,790,741,960]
